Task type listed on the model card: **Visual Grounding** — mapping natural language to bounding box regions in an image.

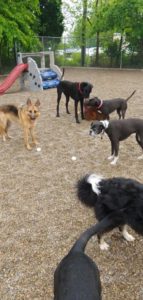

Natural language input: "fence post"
[120,49,123,69]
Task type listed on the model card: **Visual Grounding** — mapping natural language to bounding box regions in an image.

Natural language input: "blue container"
[42,79,60,89]
[40,69,57,81]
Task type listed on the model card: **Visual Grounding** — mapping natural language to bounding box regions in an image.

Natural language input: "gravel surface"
[0,68,143,299]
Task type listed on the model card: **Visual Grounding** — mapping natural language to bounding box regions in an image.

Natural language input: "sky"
[62,0,76,36]
[62,0,84,36]
[62,0,93,37]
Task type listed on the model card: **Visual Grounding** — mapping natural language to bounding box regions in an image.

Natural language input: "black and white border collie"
[77,173,143,250]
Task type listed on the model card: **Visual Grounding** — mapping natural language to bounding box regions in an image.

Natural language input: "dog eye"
[29,110,32,113]
[34,110,37,113]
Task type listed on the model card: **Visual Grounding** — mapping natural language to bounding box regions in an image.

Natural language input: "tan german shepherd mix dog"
[0,98,40,150]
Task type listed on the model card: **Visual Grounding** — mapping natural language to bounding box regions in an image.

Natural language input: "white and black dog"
[77,173,143,250]
[89,118,143,165]
[54,219,107,299]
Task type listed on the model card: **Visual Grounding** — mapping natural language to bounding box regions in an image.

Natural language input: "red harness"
[77,82,83,95]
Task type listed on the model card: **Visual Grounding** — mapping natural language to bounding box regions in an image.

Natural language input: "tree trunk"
[0,39,3,69]
[95,31,100,66]
[116,34,123,67]
[95,0,100,66]
[13,40,18,65]
[81,0,87,66]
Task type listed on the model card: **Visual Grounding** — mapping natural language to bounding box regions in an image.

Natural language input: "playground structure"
[0,51,63,95]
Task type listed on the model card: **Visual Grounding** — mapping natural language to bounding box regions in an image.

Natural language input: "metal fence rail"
[1,35,143,73]
[25,36,142,69]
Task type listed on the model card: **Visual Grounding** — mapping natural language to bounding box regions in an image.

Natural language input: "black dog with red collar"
[86,90,136,120]
[56,80,93,123]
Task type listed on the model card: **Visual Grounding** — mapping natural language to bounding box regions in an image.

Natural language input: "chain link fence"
[25,35,143,69]
[1,35,143,73]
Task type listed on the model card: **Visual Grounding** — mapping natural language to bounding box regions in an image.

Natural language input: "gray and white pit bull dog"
[89,118,143,165]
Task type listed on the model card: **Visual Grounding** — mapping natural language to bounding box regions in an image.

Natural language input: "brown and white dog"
[84,102,106,121]
[0,98,40,150]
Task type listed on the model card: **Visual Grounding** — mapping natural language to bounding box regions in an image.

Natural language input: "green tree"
[62,0,93,66]
[68,0,143,67]
[89,0,111,66]
[0,0,40,69]
[38,0,64,37]
[103,0,143,66]
[71,0,108,66]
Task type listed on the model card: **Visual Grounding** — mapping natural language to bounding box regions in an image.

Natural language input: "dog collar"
[97,99,103,109]
[77,83,83,95]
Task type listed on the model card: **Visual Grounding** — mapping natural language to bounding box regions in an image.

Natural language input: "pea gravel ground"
[0,68,143,300]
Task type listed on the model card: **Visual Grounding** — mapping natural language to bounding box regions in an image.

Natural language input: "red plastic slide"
[0,63,28,95]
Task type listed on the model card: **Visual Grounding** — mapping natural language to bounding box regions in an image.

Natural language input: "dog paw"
[138,154,143,160]
[100,241,109,251]
[2,136,6,142]
[110,157,118,165]
[26,145,32,150]
[108,155,114,160]
[126,234,135,242]
[110,160,117,165]
[7,135,13,139]
[33,140,39,145]
[123,231,135,242]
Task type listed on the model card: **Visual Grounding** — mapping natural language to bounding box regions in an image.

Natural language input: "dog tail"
[71,212,123,253]
[76,174,100,207]
[126,90,136,102]
[60,68,65,80]
[0,105,18,118]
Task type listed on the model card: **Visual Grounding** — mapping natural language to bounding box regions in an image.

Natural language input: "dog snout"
[31,112,35,119]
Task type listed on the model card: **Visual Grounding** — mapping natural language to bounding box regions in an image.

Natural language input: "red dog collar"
[77,82,83,95]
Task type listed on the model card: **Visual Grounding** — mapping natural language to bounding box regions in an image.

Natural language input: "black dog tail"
[76,174,99,207]
[71,212,123,253]
[0,105,18,117]
[60,68,65,80]
[126,90,136,102]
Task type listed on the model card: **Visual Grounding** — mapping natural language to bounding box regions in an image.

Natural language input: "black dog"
[87,90,136,119]
[89,119,143,165]
[54,220,105,299]
[77,173,143,250]
[56,80,93,123]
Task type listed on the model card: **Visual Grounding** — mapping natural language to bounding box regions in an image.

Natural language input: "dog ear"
[27,98,32,106]
[35,99,40,107]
